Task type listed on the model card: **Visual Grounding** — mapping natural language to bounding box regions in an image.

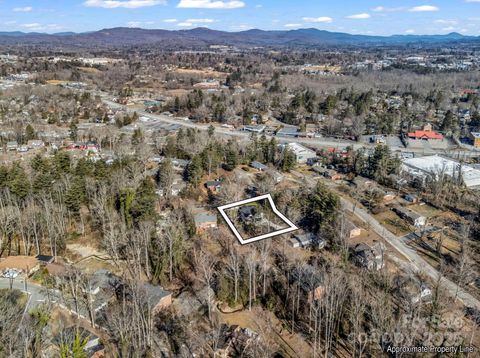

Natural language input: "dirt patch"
[173,68,226,78]
[66,243,108,260]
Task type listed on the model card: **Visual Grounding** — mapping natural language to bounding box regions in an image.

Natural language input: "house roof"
[471,132,480,138]
[206,180,221,187]
[239,205,257,217]
[250,161,267,170]
[194,211,217,225]
[408,130,443,140]
[393,206,424,220]
[277,127,299,135]
[36,254,54,264]
[143,283,171,308]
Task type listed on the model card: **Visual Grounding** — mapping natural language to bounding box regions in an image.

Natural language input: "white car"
[3,269,19,279]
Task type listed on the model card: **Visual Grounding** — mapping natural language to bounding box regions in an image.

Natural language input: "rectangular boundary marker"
[217,194,298,245]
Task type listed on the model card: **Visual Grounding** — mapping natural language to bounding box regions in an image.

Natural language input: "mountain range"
[0,27,478,48]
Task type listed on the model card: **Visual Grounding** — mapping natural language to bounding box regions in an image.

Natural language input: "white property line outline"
[217,194,298,245]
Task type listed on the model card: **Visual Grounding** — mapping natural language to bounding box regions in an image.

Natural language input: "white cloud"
[13,6,33,12]
[302,16,333,23]
[185,18,216,23]
[229,24,252,30]
[284,23,302,28]
[409,5,439,12]
[84,0,165,9]
[434,19,457,25]
[163,19,178,23]
[127,21,141,27]
[346,13,371,19]
[127,21,154,27]
[177,22,194,27]
[466,0,480,2]
[371,6,404,12]
[442,26,456,31]
[255,4,262,8]
[177,0,245,9]
[405,29,415,34]
[20,23,63,31]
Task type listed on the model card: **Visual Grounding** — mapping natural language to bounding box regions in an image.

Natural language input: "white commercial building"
[402,155,480,189]
[280,143,317,163]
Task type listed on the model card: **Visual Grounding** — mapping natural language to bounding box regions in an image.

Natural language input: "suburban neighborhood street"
[341,198,480,310]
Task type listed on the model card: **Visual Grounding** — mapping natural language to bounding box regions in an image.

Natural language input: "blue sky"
[1,0,480,35]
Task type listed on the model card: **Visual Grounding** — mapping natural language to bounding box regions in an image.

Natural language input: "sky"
[1,0,480,36]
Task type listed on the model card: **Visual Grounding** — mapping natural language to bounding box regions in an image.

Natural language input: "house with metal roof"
[250,161,268,171]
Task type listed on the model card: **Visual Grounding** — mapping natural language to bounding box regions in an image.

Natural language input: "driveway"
[0,277,60,311]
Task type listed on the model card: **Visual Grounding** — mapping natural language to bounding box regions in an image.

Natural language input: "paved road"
[289,171,480,310]
[341,198,480,310]
[101,97,480,158]
[102,98,367,150]
[0,277,60,311]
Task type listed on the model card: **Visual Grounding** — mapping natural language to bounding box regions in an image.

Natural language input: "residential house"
[383,191,397,202]
[214,324,259,357]
[352,176,374,190]
[393,206,427,227]
[352,242,385,270]
[404,193,420,204]
[27,140,45,149]
[6,141,18,151]
[289,265,325,302]
[250,161,268,171]
[313,166,343,180]
[205,180,222,192]
[171,158,190,170]
[272,171,283,183]
[289,232,326,249]
[193,209,218,233]
[143,283,172,313]
[394,276,432,305]
[238,205,263,223]
[469,132,480,148]
[344,220,361,239]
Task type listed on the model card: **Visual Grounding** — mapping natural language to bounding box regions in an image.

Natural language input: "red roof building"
[407,130,443,140]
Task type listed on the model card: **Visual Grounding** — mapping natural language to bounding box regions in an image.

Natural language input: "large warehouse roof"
[402,155,480,189]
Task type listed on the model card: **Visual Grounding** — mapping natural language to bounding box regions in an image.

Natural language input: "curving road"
[341,197,480,310]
